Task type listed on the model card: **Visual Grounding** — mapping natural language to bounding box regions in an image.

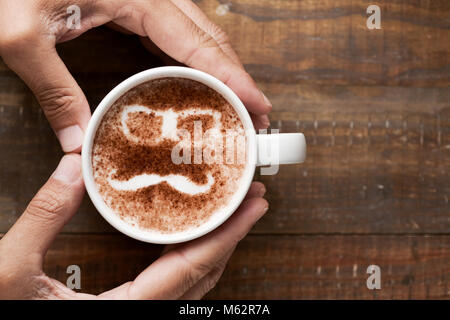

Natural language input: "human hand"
[0,0,272,153]
[0,155,268,299]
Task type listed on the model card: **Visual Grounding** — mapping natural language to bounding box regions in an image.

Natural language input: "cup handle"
[256,133,306,166]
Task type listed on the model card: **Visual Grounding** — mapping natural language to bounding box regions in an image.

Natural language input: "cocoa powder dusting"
[92,78,247,233]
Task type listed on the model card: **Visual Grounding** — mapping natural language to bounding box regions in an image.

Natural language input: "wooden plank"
[1,81,449,234]
[194,0,450,86]
[41,234,163,295]
[209,235,450,299]
[0,0,448,301]
[0,234,441,299]
[255,83,450,234]
[0,1,449,234]
[1,0,447,86]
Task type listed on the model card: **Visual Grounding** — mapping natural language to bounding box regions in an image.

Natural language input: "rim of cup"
[82,67,257,244]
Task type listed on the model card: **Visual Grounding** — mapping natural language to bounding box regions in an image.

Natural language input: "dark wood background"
[1,0,449,299]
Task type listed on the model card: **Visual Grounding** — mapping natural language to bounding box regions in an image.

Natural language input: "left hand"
[0,155,268,299]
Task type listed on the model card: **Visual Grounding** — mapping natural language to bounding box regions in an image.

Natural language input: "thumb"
[2,40,90,153]
[2,154,85,259]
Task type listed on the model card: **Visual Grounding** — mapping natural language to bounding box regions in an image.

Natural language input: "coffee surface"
[92,78,247,232]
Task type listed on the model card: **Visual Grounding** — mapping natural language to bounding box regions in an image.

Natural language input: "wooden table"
[1,0,449,299]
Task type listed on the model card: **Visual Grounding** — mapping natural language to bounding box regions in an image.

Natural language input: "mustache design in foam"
[107,172,215,195]
[106,105,222,195]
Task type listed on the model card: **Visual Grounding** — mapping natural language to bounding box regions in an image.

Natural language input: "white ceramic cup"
[82,67,306,244]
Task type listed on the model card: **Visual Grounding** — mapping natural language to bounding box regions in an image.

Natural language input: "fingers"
[178,248,234,300]
[179,180,268,299]
[1,41,90,153]
[140,32,271,131]
[1,155,84,260]
[111,0,271,115]
[169,0,242,66]
[251,113,271,130]
[125,197,268,299]
[160,181,266,256]
[100,250,234,300]
[158,181,266,256]
[245,181,266,199]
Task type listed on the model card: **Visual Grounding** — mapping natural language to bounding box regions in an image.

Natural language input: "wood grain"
[32,234,450,299]
[208,235,450,299]
[0,0,449,299]
[256,84,450,234]
[194,0,450,86]
[0,1,448,234]
[1,79,448,234]
[2,0,448,86]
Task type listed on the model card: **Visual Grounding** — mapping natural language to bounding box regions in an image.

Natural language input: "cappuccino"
[92,78,248,233]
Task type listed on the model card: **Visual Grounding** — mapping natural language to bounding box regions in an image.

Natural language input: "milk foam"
[106,105,223,195]
[92,77,247,233]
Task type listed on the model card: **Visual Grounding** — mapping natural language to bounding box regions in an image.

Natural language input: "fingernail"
[56,125,84,153]
[263,206,269,214]
[261,114,271,128]
[261,92,272,111]
[258,186,266,197]
[52,155,81,184]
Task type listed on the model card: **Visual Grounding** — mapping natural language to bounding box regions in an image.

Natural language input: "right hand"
[0,0,272,153]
